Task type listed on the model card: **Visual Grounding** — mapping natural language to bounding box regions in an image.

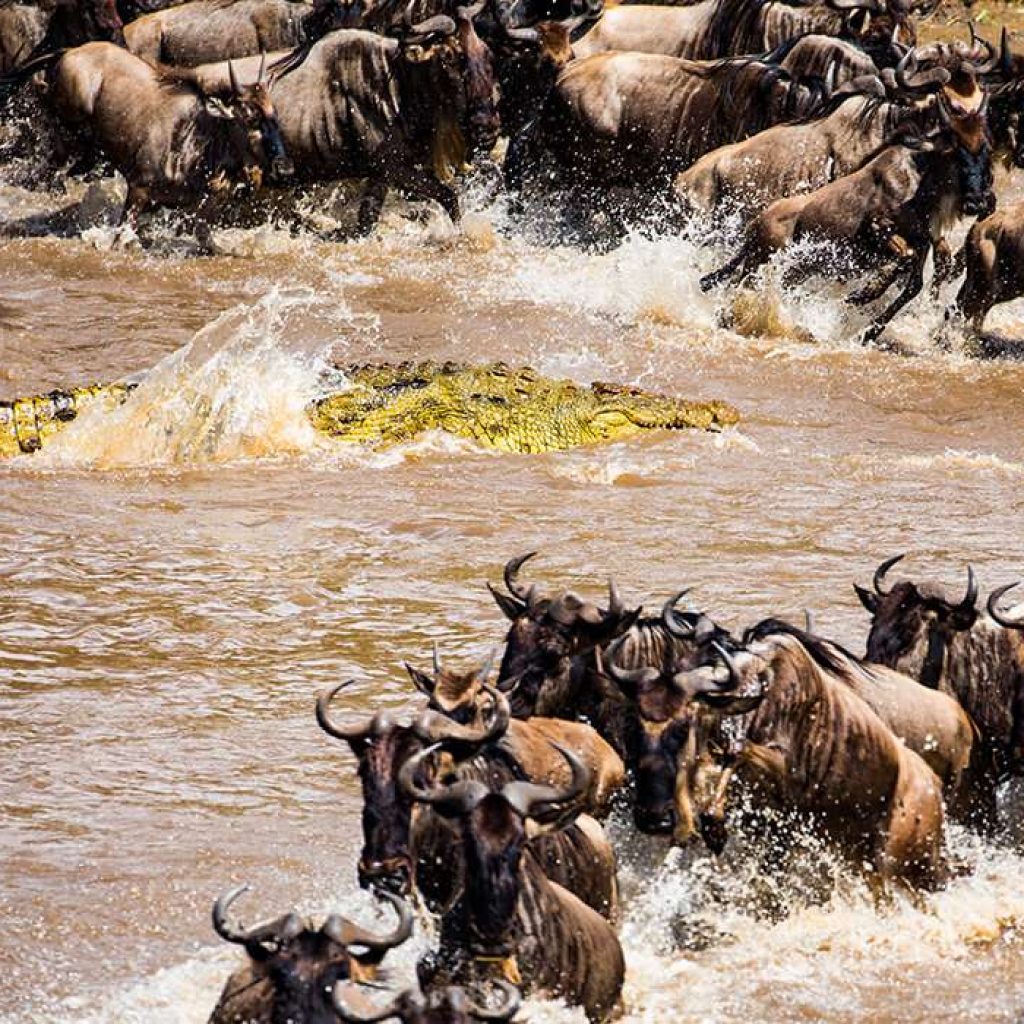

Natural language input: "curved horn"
[321,890,414,951]
[257,48,268,84]
[711,640,743,691]
[228,58,241,96]
[409,12,456,35]
[874,553,905,595]
[599,646,660,689]
[463,981,522,1021]
[956,565,979,614]
[502,742,590,821]
[662,589,694,638]
[398,743,489,815]
[502,24,539,40]
[965,24,999,74]
[504,551,537,600]
[988,582,1024,630]
[607,577,624,616]
[332,983,404,1024]
[895,51,950,94]
[212,885,303,946]
[412,683,511,746]
[316,680,374,743]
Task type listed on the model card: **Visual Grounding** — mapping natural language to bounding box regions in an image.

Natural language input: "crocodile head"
[584,382,740,440]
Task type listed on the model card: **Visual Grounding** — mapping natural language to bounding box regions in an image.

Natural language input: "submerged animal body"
[0,361,739,458]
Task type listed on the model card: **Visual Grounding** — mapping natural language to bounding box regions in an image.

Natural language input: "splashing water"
[29,290,350,471]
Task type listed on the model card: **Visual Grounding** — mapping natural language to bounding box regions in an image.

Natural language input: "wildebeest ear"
[853,583,879,615]
[405,663,436,696]
[488,582,525,621]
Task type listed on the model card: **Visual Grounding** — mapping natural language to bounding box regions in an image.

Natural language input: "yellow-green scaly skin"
[0,362,738,458]
[0,383,137,458]
[310,362,738,452]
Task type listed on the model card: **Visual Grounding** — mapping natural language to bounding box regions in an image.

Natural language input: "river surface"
[3,108,1024,1023]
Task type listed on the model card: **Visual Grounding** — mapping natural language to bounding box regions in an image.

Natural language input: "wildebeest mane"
[743,617,876,681]
[155,61,209,97]
[702,0,810,61]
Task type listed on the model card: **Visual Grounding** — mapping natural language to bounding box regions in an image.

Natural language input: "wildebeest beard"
[356,728,423,894]
[952,137,996,215]
[462,795,524,954]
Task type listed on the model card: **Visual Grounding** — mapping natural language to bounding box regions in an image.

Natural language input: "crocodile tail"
[0,383,135,457]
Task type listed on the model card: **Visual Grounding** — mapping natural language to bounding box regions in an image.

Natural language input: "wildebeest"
[858,554,1024,824]
[674,51,982,225]
[401,742,625,1022]
[953,201,1024,332]
[333,979,521,1023]
[405,648,626,815]
[208,885,414,1024]
[517,44,829,197]
[315,679,620,919]
[488,4,599,150]
[490,552,641,719]
[2,43,291,225]
[124,0,352,66]
[571,0,915,63]
[673,625,948,889]
[189,13,499,231]
[699,115,995,345]
[601,606,974,842]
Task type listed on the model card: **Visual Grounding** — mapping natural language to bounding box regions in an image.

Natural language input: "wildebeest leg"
[356,179,388,236]
[930,237,954,299]
[860,250,926,346]
[847,259,907,307]
[504,120,539,195]
[117,183,151,243]
[700,245,756,292]
[952,255,994,336]
[387,166,460,225]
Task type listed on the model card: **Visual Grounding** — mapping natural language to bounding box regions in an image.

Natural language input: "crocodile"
[0,361,739,458]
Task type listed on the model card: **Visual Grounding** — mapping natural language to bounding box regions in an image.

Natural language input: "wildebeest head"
[492,0,602,32]
[221,54,294,184]
[857,554,980,687]
[825,0,915,50]
[333,979,521,1023]
[892,44,997,214]
[401,741,589,959]
[489,552,641,717]
[406,646,500,723]
[599,621,756,847]
[667,640,772,851]
[491,2,600,135]
[396,5,500,169]
[316,680,508,895]
[211,885,414,1024]
[969,26,1024,169]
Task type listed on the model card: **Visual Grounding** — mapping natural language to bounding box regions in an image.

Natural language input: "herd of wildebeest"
[197,551,1024,1022]
[8,0,1024,341]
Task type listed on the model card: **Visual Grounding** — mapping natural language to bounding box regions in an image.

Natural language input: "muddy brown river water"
[3,121,1024,1022]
